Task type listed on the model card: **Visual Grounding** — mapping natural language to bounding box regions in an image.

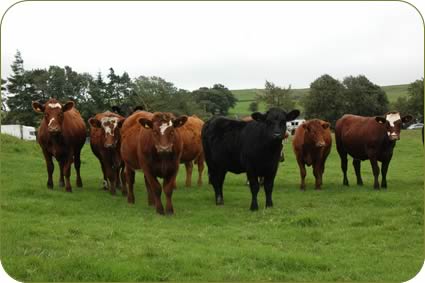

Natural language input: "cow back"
[178,115,204,162]
[120,111,153,170]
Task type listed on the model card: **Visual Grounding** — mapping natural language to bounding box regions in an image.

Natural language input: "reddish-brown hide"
[120,111,188,214]
[177,115,205,187]
[335,113,412,189]
[89,111,125,195]
[292,119,332,190]
[32,99,86,192]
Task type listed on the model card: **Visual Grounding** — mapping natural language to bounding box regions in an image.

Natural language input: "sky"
[1,1,423,91]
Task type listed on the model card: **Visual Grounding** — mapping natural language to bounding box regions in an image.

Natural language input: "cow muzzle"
[48,127,61,134]
[272,133,282,140]
[104,142,116,149]
[155,145,173,153]
[316,141,326,147]
[389,134,400,141]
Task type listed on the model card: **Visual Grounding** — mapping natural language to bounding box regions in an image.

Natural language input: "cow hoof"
[66,188,72,193]
[121,190,127,196]
[166,209,174,215]
[47,183,53,189]
[76,180,83,187]
[110,190,116,196]
[216,199,224,205]
[250,205,259,211]
[156,208,165,215]
[59,181,65,187]
[266,203,273,208]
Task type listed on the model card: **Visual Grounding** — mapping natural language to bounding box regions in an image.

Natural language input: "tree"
[192,84,237,115]
[256,81,295,111]
[4,51,40,126]
[343,75,389,116]
[302,74,346,127]
[406,78,424,121]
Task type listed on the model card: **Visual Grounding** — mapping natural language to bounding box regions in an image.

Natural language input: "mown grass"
[0,130,423,282]
[230,84,409,117]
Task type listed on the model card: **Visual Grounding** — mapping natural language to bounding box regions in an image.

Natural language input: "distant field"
[230,84,409,117]
[0,129,423,282]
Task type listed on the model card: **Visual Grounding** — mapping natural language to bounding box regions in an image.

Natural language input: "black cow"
[202,108,300,210]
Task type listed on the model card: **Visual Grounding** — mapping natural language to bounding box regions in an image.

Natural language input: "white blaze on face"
[159,120,173,135]
[385,113,401,127]
[101,117,119,136]
[48,103,62,109]
[48,118,55,126]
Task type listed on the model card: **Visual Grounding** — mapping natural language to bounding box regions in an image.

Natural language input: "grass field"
[0,129,423,282]
[230,84,409,117]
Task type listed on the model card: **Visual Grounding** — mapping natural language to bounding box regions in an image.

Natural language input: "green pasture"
[0,130,423,282]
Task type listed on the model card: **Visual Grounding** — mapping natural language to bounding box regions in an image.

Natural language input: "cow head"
[32,99,75,134]
[138,112,188,154]
[302,119,330,147]
[375,112,413,141]
[89,113,125,148]
[251,108,300,141]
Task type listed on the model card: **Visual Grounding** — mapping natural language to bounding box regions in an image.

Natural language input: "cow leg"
[184,161,193,187]
[353,159,363,186]
[263,176,274,208]
[120,165,127,195]
[145,174,164,214]
[340,153,349,186]
[369,157,380,189]
[42,149,54,189]
[74,148,83,187]
[313,162,322,190]
[247,173,260,211]
[196,156,204,187]
[63,159,73,193]
[144,175,155,206]
[125,166,136,204]
[99,160,108,190]
[163,176,177,215]
[210,170,226,205]
[106,168,116,195]
[381,160,390,189]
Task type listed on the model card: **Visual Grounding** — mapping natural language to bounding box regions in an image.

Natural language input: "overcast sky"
[1,1,423,90]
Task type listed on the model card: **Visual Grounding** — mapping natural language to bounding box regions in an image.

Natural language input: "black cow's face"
[375,112,413,141]
[89,114,125,148]
[252,108,300,141]
[139,113,187,155]
[32,99,74,134]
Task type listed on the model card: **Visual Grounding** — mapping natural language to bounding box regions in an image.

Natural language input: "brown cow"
[292,119,332,190]
[32,99,86,192]
[335,112,413,189]
[89,111,126,195]
[120,111,188,214]
[178,115,205,187]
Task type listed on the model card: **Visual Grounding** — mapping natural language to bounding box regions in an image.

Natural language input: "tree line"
[1,51,237,126]
[1,51,423,128]
[249,75,423,128]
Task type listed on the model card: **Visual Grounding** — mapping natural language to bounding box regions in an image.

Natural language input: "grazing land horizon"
[0,128,423,282]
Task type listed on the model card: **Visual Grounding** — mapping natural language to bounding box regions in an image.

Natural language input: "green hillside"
[230,84,409,117]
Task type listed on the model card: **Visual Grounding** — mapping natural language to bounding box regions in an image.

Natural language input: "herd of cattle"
[31,98,413,214]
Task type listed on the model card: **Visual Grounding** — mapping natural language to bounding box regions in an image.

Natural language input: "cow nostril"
[316,142,326,147]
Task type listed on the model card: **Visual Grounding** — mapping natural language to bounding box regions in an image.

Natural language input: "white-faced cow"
[202,108,300,210]
[335,112,413,189]
[89,111,126,195]
[32,99,86,192]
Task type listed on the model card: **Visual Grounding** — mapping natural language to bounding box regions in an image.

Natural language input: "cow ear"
[401,115,413,124]
[88,118,101,128]
[375,117,387,124]
[286,110,300,121]
[63,101,75,112]
[139,118,153,129]
[117,118,125,128]
[251,112,266,121]
[173,116,188,128]
[32,101,45,113]
[322,122,330,129]
[302,123,309,131]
